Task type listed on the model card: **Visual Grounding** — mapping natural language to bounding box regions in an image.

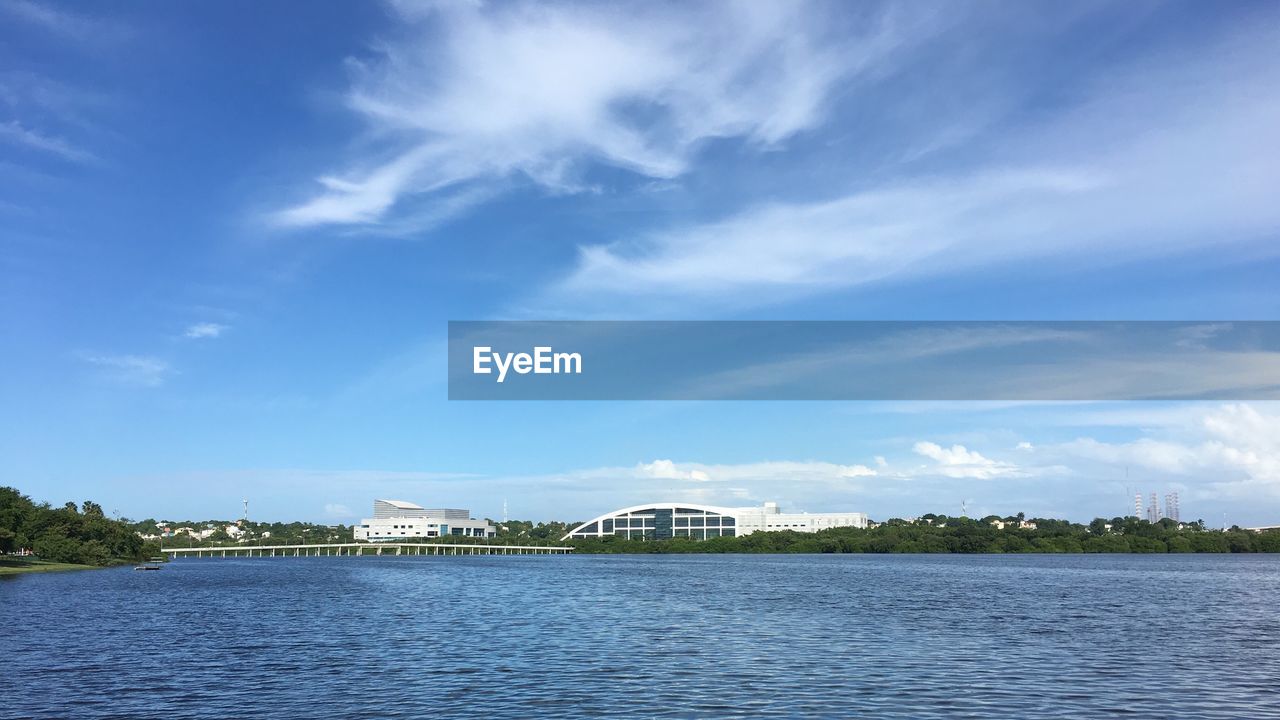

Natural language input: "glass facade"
[653,508,673,540]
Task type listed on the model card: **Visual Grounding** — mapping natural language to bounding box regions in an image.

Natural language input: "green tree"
[1083,534,1131,553]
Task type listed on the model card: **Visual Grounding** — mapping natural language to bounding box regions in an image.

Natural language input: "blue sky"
[3,0,1279,525]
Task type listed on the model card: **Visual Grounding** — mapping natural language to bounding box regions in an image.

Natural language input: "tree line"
[7,484,1279,562]
[0,486,147,566]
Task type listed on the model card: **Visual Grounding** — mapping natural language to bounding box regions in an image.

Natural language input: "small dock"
[162,543,573,559]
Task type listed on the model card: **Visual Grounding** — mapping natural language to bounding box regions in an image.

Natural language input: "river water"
[3,554,1278,718]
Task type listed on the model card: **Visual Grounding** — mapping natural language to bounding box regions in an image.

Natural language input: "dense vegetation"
[495,519,574,543]
[0,486,147,566]
[568,515,1280,554]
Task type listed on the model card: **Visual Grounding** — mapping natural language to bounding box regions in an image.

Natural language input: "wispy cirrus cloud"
[0,120,95,163]
[0,0,133,43]
[1,69,110,170]
[271,0,926,228]
[0,70,108,125]
[184,322,227,340]
[82,353,171,387]
[0,5,127,178]
[541,10,1280,312]
[559,168,1106,301]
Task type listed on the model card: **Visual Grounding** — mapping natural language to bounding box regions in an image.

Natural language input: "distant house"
[990,519,1037,530]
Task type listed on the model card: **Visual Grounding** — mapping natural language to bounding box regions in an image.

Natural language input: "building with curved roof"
[562,501,868,541]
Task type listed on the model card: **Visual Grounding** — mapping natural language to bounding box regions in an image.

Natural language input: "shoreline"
[0,558,126,576]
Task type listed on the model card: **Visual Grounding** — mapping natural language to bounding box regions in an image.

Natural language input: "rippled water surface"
[4,554,1279,718]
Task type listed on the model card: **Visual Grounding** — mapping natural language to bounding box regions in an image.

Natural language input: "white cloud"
[633,458,875,485]
[1174,323,1235,350]
[1016,442,1034,451]
[561,168,1104,298]
[637,460,711,482]
[0,120,95,163]
[913,441,1019,479]
[82,354,171,387]
[323,503,352,518]
[0,70,107,125]
[272,1,918,227]
[0,0,133,42]
[1046,404,1280,499]
[184,322,227,339]
[545,15,1280,311]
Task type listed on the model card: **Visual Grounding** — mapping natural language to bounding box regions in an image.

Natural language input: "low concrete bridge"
[162,542,573,559]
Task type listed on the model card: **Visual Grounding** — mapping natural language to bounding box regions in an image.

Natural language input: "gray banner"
[448,321,1280,400]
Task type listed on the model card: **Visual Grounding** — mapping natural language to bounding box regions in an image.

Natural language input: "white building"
[562,501,869,541]
[355,499,496,541]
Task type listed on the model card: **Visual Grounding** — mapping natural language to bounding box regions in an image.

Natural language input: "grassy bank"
[0,557,98,575]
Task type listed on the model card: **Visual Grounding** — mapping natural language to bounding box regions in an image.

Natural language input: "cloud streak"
[82,354,171,387]
[0,120,95,163]
[0,0,133,43]
[543,10,1280,311]
[272,1,918,228]
[184,322,227,339]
